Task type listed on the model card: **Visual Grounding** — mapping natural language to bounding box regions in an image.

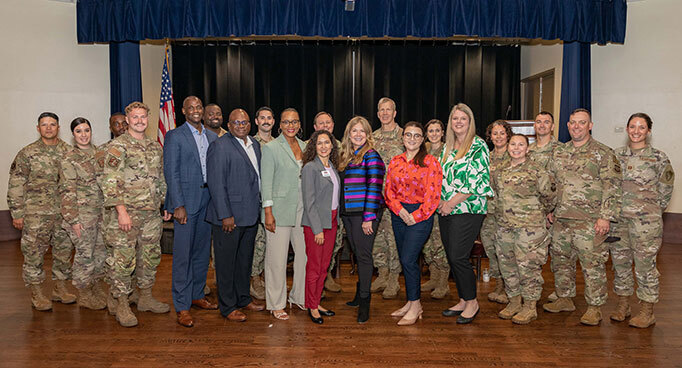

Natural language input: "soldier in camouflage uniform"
[492,134,556,324]
[59,118,107,310]
[609,112,674,328]
[102,102,172,327]
[480,120,513,304]
[528,111,564,303]
[420,119,450,299]
[249,106,275,300]
[543,109,622,326]
[7,112,76,311]
[371,97,404,299]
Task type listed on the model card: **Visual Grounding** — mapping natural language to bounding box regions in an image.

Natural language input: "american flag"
[157,45,176,146]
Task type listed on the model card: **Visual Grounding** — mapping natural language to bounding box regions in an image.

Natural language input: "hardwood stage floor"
[1,240,681,367]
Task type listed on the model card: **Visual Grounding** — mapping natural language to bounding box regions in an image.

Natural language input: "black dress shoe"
[308,309,324,324]
[456,308,480,324]
[319,309,335,317]
[442,308,463,317]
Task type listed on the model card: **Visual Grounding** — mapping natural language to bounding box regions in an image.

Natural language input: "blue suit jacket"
[205,132,262,227]
[163,123,218,215]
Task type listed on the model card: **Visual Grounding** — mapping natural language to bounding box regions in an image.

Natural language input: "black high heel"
[456,307,479,324]
[319,309,335,317]
[308,309,324,324]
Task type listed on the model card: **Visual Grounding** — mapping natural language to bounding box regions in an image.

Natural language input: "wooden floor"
[1,241,681,368]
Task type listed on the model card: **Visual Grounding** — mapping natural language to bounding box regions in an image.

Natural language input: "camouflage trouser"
[105,209,162,298]
[373,208,402,273]
[327,220,345,273]
[101,208,117,285]
[496,225,550,301]
[251,223,266,277]
[20,213,73,285]
[480,214,501,279]
[63,212,106,289]
[553,218,608,306]
[422,215,450,270]
[610,216,663,304]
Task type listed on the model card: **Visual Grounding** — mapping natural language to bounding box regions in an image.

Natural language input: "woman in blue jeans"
[384,121,443,325]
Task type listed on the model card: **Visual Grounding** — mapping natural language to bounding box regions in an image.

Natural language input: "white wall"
[0,0,110,211]
[520,41,563,128]
[592,0,682,213]
[140,41,167,141]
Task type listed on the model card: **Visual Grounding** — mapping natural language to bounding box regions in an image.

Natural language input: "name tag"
[321,170,331,177]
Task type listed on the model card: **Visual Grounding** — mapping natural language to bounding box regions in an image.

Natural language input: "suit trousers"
[342,211,382,298]
[439,213,485,301]
[303,210,338,309]
[264,201,306,310]
[212,223,257,317]
[391,203,434,301]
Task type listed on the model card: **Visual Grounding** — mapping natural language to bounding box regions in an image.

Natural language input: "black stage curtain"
[172,41,519,139]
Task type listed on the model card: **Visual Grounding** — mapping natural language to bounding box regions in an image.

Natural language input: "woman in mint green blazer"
[261,108,307,320]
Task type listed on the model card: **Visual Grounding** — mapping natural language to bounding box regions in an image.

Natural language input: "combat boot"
[512,299,538,325]
[115,294,138,327]
[382,271,400,299]
[498,295,522,320]
[30,284,52,311]
[52,280,77,304]
[92,281,107,306]
[420,264,439,292]
[77,285,106,310]
[610,295,631,322]
[107,289,118,316]
[487,279,508,304]
[547,290,558,302]
[430,267,451,300]
[580,306,602,326]
[543,297,576,313]
[129,288,139,305]
[250,275,265,300]
[629,301,655,328]
[370,267,389,293]
[324,271,342,293]
[136,287,170,313]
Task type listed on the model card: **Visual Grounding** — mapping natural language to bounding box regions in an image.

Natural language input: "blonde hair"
[125,101,150,115]
[377,97,396,111]
[339,116,375,171]
[443,103,477,162]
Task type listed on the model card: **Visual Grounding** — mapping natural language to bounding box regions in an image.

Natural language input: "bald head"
[228,108,250,140]
[182,96,204,125]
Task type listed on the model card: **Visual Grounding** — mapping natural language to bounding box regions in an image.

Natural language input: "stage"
[1,240,680,367]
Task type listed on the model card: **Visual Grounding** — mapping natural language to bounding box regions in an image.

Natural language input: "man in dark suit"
[206,108,265,322]
[164,96,219,327]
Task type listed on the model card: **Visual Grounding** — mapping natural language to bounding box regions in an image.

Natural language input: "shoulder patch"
[612,155,621,174]
[108,156,121,168]
[661,165,675,185]
[108,147,122,158]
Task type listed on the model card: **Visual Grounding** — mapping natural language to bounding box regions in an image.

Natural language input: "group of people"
[7,95,674,329]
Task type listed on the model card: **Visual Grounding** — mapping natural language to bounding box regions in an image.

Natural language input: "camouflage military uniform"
[492,159,556,301]
[95,141,117,285]
[372,125,404,273]
[102,133,166,298]
[480,150,510,280]
[7,138,73,286]
[549,138,622,307]
[610,145,674,304]
[422,144,449,270]
[250,134,273,277]
[59,145,106,290]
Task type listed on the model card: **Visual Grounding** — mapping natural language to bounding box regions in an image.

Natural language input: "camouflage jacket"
[487,150,511,216]
[7,138,71,218]
[492,159,556,228]
[528,137,563,169]
[59,145,103,224]
[615,144,675,218]
[372,125,404,167]
[549,137,622,221]
[252,133,273,146]
[94,140,114,189]
[102,133,166,211]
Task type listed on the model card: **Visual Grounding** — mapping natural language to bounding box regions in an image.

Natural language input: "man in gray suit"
[206,108,265,322]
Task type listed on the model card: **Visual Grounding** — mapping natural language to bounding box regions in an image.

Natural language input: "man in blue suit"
[164,96,219,328]
[206,108,265,322]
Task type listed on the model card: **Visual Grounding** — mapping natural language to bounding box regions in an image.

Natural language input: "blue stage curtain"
[558,41,591,143]
[109,41,143,115]
[77,0,627,44]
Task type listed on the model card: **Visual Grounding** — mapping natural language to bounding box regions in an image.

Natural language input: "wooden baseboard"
[1,210,680,244]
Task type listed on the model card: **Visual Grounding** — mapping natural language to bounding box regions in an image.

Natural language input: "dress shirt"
[235,135,260,186]
[384,152,442,222]
[186,122,209,183]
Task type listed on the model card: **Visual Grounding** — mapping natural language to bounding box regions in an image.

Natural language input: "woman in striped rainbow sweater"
[338,116,386,324]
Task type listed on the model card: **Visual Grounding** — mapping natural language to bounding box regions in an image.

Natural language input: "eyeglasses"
[404,133,423,140]
[231,120,250,127]
[280,120,301,126]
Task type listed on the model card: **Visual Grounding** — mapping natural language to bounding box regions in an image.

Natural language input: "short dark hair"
[255,106,274,119]
[38,112,59,124]
[627,112,653,130]
[110,112,125,119]
[510,133,529,145]
[205,103,221,110]
[536,111,554,122]
[70,117,91,132]
[570,108,591,120]
[281,107,299,119]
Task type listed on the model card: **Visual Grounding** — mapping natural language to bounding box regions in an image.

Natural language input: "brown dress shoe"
[192,297,218,310]
[243,302,265,311]
[177,310,194,327]
[226,310,247,322]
